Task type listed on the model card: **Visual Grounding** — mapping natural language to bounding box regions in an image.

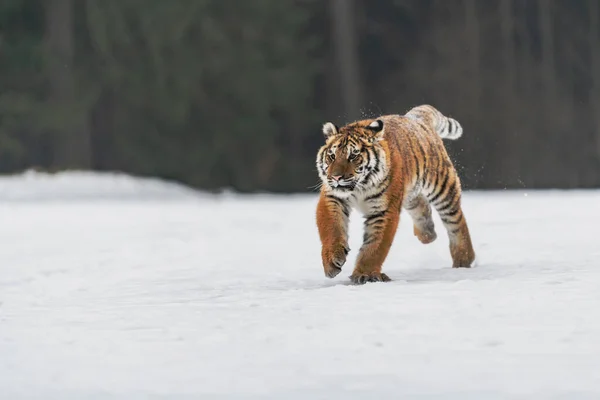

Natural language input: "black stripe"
[450,227,461,235]
[404,138,420,181]
[436,189,458,213]
[365,177,390,201]
[326,195,350,217]
[361,148,375,184]
[319,150,327,173]
[446,119,454,136]
[442,116,449,134]
[360,147,371,178]
[341,206,350,218]
[434,183,457,209]
[366,209,387,218]
[365,210,387,222]
[325,195,342,205]
[371,148,381,175]
[439,206,460,218]
[414,140,427,185]
[366,217,386,227]
[429,172,449,204]
[430,168,440,194]
[368,152,383,187]
[442,212,463,226]
[426,154,441,193]
[417,141,428,183]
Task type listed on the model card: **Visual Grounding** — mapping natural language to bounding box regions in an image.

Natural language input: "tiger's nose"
[331,175,342,181]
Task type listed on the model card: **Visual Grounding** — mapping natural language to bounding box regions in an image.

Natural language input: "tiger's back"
[379,107,462,197]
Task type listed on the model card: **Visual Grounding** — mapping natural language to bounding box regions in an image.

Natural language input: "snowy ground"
[1,171,600,399]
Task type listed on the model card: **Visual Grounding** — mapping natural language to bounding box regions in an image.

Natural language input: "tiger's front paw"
[322,244,349,278]
[350,271,391,285]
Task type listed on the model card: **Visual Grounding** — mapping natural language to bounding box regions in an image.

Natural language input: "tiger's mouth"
[329,179,356,191]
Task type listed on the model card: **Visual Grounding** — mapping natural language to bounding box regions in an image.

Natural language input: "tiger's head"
[316,118,388,198]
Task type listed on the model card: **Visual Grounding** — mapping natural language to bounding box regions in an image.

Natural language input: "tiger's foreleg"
[350,200,401,284]
[316,193,351,278]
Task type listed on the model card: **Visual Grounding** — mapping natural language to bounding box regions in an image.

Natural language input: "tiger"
[315,104,475,284]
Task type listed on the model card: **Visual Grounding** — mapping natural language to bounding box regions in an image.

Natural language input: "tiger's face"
[316,118,387,197]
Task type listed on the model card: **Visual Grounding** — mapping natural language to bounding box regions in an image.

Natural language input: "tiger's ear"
[367,119,384,141]
[322,122,338,138]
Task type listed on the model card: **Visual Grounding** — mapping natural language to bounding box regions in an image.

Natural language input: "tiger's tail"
[405,104,463,140]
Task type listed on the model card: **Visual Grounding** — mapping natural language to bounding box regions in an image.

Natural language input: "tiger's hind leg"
[403,194,437,244]
[427,170,475,268]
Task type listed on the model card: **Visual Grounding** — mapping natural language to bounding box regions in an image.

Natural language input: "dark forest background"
[1,0,599,193]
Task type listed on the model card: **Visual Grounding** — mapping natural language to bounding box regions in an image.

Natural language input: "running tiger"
[315,104,475,284]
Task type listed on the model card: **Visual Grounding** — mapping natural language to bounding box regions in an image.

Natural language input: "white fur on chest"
[348,192,386,216]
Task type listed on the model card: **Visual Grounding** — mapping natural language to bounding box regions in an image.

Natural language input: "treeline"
[0,0,598,192]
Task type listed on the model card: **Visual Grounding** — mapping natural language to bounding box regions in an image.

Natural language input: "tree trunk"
[590,0,600,160]
[90,90,115,170]
[462,0,484,185]
[45,0,92,169]
[513,2,537,185]
[464,0,480,109]
[499,0,516,97]
[498,0,520,179]
[538,0,571,185]
[538,0,557,106]
[330,0,362,121]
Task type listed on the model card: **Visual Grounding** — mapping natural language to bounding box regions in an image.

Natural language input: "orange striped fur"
[315,104,475,284]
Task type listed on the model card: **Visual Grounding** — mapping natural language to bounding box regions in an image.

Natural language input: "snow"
[1,171,600,399]
[0,170,204,202]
